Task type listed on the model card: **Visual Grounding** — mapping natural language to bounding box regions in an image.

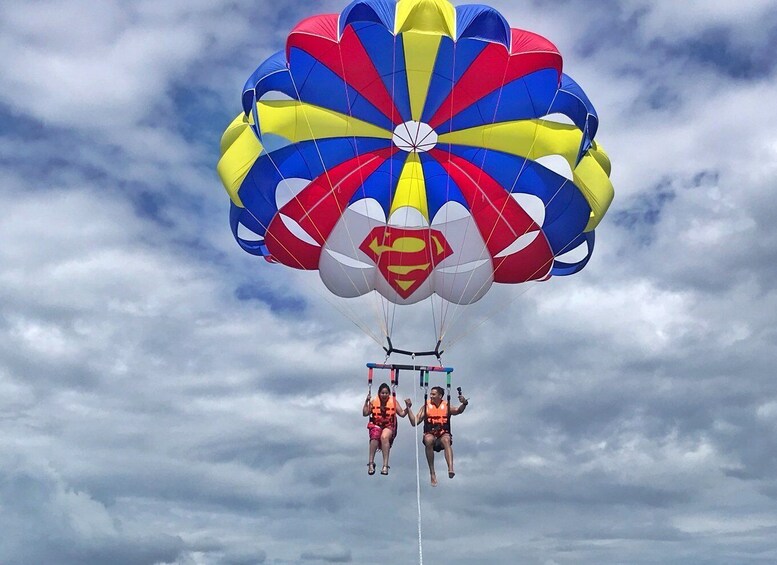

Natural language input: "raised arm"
[409,404,425,427]
[450,394,469,416]
[396,398,412,418]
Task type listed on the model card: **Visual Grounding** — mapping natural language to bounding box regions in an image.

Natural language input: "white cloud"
[629,0,776,41]
[0,452,186,565]
[2,1,777,564]
[0,0,270,130]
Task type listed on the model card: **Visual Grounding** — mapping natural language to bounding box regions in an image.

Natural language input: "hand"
[458,395,468,405]
[404,398,412,407]
[366,395,371,403]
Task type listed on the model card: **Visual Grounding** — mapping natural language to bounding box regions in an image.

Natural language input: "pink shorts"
[368,424,396,445]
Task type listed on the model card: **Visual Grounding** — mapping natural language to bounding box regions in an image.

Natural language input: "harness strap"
[390,368,397,428]
[446,370,452,434]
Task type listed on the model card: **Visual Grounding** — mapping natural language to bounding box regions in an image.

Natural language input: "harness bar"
[382,337,444,360]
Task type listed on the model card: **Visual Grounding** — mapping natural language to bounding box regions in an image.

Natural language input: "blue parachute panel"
[237,138,393,234]
[242,50,290,115]
[421,37,490,125]
[288,47,395,130]
[456,5,511,46]
[434,68,560,132]
[353,23,412,123]
[551,231,595,276]
[348,151,407,214]
[549,74,599,161]
[421,152,469,220]
[230,202,270,256]
[340,0,396,36]
[443,144,591,255]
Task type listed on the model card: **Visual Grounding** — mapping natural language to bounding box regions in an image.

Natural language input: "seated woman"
[363,383,412,475]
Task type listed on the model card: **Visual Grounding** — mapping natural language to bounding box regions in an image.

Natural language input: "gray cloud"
[2,1,777,564]
[300,544,352,563]
[0,453,186,565]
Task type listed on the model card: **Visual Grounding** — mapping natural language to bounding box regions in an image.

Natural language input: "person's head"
[377,383,391,400]
[429,386,445,404]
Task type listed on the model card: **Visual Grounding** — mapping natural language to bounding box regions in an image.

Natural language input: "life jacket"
[370,396,397,428]
[424,399,450,435]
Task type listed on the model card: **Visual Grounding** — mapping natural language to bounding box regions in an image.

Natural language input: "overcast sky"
[2,1,777,564]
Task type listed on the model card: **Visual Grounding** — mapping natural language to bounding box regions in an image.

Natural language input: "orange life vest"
[370,396,397,428]
[424,399,450,434]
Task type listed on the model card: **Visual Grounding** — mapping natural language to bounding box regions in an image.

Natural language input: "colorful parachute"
[217,0,613,307]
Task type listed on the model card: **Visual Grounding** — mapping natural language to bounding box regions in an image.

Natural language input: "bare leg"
[368,438,379,474]
[423,434,437,486]
[441,434,454,478]
[380,428,393,474]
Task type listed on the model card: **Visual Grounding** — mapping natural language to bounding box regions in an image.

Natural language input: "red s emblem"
[360,226,453,299]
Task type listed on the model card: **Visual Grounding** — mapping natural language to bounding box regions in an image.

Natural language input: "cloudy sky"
[2,1,777,564]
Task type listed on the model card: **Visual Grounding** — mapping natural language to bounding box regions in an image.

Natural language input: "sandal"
[368,462,376,475]
[380,465,389,475]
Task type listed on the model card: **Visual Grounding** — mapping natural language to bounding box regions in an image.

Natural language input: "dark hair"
[431,386,445,396]
[378,383,391,395]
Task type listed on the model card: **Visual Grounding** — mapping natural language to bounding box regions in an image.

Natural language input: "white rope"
[413,374,424,565]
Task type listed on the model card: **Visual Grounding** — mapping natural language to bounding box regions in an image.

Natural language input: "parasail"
[217,0,613,320]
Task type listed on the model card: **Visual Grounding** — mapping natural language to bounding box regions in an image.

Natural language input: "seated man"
[409,386,468,486]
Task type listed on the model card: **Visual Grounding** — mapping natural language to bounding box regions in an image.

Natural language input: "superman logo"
[360,226,453,299]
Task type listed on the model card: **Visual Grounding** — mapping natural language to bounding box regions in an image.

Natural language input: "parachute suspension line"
[445,281,539,350]
[507,88,563,195]
[439,83,582,348]
[384,119,433,344]
[426,35,458,352]
[335,34,396,345]
[428,293,442,354]
[231,122,386,347]
[441,177,582,349]
[384,33,439,354]
[438,47,519,341]
[242,105,329,276]
[377,25,417,351]
[282,54,392,344]
[444,202,590,350]
[437,33,514,341]
[445,220,593,349]
[436,36,460,343]
[440,90,566,343]
[436,44,570,346]
[440,177,573,345]
[385,145,424,343]
[383,29,400,349]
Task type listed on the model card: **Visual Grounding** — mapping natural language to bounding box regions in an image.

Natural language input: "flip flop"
[381,466,390,475]
[368,463,376,475]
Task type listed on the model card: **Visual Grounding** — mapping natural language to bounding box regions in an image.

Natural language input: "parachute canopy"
[217,0,613,306]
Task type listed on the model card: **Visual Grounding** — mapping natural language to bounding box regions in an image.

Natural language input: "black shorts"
[424,432,452,452]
